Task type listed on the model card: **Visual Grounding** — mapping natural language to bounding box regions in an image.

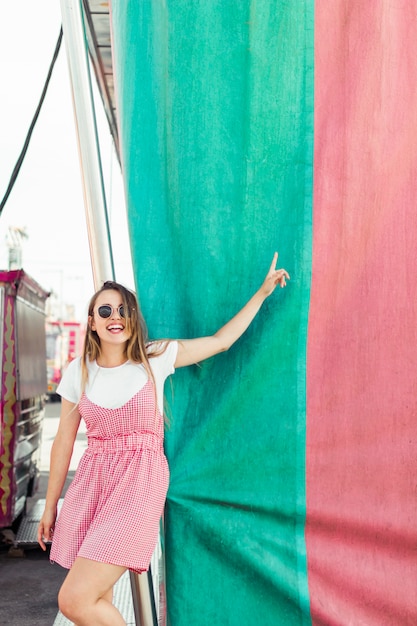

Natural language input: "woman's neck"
[96,348,127,368]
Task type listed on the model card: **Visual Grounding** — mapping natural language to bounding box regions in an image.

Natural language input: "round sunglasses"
[96,304,126,319]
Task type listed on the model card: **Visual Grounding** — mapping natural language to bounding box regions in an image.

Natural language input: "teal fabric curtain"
[111,2,314,623]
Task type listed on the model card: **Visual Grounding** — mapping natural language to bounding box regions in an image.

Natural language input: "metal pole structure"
[60,3,159,625]
[129,569,158,626]
[60,0,115,290]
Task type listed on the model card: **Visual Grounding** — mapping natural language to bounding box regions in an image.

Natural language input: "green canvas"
[111,2,313,623]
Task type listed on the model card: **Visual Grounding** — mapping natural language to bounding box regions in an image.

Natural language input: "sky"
[0,2,134,321]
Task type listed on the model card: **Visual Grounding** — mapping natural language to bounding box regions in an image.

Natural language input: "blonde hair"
[81,281,167,396]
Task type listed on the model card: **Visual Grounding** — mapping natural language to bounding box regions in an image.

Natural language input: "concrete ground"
[0,401,85,626]
[0,477,68,626]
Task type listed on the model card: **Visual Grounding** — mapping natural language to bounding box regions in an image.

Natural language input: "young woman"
[38,252,289,626]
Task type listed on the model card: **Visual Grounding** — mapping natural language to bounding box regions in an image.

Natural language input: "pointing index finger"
[269,252,278,273]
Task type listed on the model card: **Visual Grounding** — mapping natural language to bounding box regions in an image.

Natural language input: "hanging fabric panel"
[306,3,417,625]
[110,1,313,624]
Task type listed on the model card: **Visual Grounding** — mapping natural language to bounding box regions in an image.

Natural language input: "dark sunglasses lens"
[98,305,112,318]
[97,305,126,318]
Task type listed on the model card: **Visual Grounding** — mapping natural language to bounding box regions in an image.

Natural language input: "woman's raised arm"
[175,252,289,368]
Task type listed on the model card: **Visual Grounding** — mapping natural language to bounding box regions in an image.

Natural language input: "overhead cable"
[0,27,63,217]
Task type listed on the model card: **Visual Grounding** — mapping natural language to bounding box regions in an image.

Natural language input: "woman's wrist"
[44,496,59,511]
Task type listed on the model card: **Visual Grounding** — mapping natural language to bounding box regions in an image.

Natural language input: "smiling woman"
[90,292,132,359]
[36,256,289,626]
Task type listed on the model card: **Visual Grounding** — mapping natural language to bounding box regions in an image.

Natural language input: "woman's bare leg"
[58,557,126,625]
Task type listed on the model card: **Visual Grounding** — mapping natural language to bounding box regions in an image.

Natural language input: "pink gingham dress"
[50,344,176,573]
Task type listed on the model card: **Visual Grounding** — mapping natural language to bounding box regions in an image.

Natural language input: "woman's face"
[90,289,131,347]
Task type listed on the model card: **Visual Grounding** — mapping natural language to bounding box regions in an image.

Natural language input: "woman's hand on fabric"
[260,252,290,297]
[174,252,290,367]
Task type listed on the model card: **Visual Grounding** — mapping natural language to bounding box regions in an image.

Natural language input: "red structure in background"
[0,269,49,527]
[45,320,85,400]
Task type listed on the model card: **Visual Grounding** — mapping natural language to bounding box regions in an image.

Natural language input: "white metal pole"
[129,570,158,625]
[60,0,115,290]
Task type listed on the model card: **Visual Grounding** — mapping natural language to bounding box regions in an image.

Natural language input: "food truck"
[0,269,49,528]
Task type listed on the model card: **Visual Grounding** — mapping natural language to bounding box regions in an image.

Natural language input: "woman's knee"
[58,582,86,622]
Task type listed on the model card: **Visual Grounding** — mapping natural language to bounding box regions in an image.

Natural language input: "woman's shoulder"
[61,355,94,382]
[62,355,82,375]
[145,340,178,375]
[57,356,83,400]
[146,339,178,358]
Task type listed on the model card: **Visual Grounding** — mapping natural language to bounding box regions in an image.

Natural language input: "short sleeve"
[144,341,177,414]
[56,357,82,404]
[148,340,178,379]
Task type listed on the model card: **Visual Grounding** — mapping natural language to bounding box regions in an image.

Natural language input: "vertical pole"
[60,0,115,289]
[129,569,158,626]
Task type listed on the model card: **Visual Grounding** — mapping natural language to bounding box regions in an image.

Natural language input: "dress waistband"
[87,431,163,453]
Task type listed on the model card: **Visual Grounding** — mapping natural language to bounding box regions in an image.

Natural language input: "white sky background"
[0,2,134,320]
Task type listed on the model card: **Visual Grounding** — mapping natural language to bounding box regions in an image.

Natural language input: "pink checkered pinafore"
[50,379,169,573]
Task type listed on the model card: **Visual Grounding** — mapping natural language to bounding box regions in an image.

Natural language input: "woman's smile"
[106,323,125,334]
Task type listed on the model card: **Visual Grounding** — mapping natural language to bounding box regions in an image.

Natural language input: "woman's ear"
[88,315,96,332]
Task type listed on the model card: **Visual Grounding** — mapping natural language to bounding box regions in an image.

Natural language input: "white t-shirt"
[57,341,178,414]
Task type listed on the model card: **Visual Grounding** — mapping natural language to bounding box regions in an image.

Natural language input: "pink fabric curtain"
[307,4,417,624]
